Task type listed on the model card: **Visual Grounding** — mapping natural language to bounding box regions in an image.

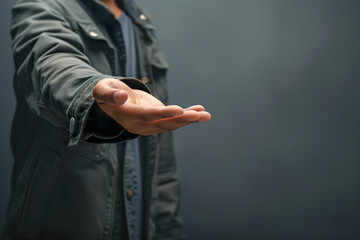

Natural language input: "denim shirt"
[110,11,143,240]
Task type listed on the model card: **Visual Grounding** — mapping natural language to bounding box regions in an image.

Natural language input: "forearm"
[12,1,99,141]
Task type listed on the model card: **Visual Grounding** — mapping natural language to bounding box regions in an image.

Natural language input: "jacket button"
[140,14,147,21]
[127,190,134,198]
[89,31,99,37]
[69,117,75,135]
[141,77,149,84]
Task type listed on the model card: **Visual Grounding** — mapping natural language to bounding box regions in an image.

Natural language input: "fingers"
[139,105,184,121]
[122,106,211,134]
[196,111,212,122]
[118,104,184,122]
[135,110,203,135]
[149,110,211,133]
[185,105,205,111]
[185,105,211,122]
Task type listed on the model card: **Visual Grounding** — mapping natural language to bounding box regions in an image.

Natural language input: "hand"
[93,78,211,135]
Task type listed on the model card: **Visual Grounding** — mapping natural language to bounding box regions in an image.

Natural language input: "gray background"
[1,0,360,239]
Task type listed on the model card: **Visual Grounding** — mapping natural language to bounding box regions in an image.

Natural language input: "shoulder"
[12,0,92,30]
[12,0,84,18]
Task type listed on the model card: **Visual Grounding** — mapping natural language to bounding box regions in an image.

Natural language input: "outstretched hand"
[93,78,211,135]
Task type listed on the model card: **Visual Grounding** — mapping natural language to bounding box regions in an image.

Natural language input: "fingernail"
[113,92,121,104]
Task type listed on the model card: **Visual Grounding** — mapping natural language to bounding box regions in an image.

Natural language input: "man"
[3,0,210,239]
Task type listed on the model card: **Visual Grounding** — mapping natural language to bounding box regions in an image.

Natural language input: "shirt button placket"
[127,189,134,198]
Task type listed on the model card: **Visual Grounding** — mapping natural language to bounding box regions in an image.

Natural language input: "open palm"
[93,78,211,135]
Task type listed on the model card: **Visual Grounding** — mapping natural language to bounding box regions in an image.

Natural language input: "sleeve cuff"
[66,75,150,146]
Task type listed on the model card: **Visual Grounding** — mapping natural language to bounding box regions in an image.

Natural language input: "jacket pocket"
[74,21,113,75]
[68,141,109,161]
[19,147,61,238]
[149,48,170,103]
[75,20,108,42]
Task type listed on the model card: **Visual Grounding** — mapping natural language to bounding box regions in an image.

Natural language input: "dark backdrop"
[1,1,360,239]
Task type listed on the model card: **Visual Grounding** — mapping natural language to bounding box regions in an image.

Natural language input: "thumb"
[112,90,128,105]
[93,78,129,106]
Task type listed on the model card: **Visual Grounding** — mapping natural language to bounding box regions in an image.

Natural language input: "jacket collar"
[120,0,151,25]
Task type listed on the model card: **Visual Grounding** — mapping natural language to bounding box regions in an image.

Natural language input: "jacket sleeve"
[11,0,147,146]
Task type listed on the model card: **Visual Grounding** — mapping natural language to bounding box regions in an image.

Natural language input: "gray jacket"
[3,0,185,239]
